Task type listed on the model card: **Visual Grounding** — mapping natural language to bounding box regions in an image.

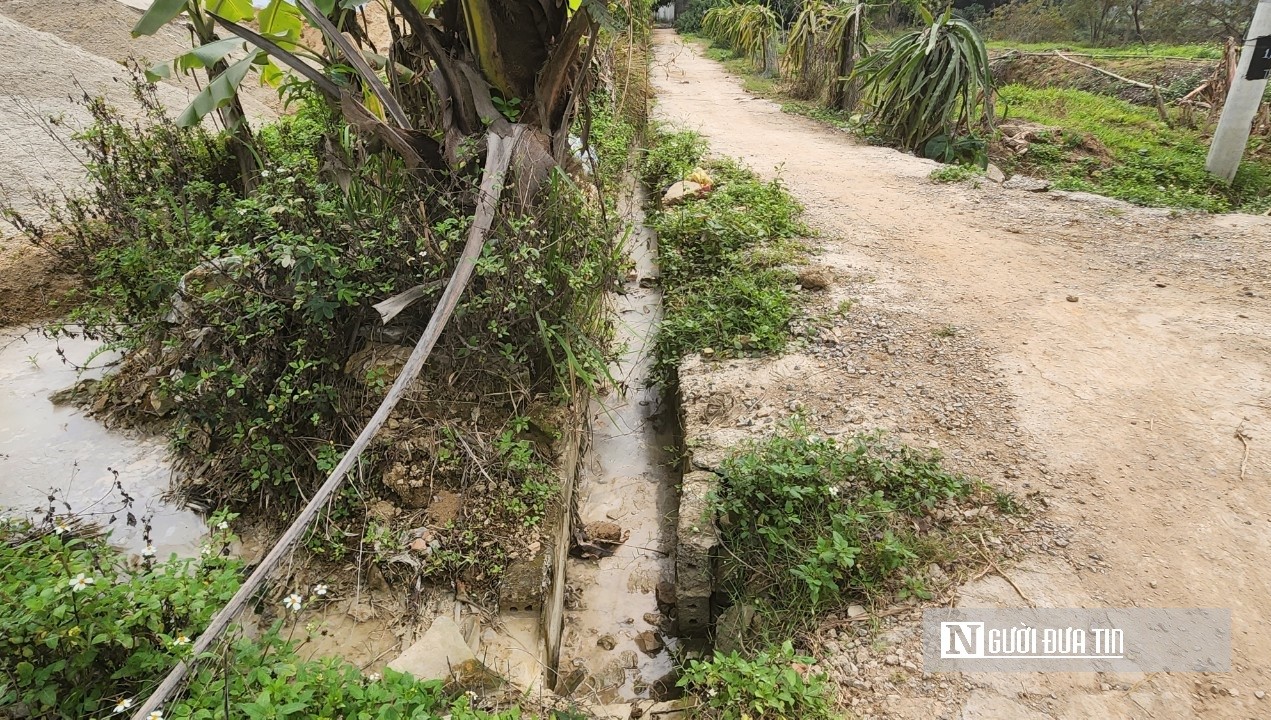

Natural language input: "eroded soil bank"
[652,28,1271,719]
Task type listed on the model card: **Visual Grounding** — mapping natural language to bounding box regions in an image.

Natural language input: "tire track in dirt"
[652,29,1271,718]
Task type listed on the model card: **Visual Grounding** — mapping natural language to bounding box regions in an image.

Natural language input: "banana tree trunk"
[188,7,256,192]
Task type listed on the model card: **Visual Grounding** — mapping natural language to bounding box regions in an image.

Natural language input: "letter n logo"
[941,622,985,658]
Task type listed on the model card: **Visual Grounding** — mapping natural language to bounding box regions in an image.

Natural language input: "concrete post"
[1206,0,1271,183]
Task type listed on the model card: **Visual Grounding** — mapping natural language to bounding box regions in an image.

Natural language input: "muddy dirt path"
[652,29,1271,718]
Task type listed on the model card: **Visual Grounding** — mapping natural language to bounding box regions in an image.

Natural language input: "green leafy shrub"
[929,164,985,183]
[0,514,241,717]
[0,515,521,719]
[5,85,617,508]
[679,641,833,720]
[712,421,973,619]
[640,128,707,190]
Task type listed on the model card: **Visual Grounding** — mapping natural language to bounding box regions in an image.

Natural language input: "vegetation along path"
[653,28,1271,718]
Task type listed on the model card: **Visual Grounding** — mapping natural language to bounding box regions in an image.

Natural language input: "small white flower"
[313,584,328,596]
[200,544,211,556]
[147,711,163,720]
[707,687,718,697]
[172,634,190,646]
[217,521,229,531]
[69,573,95,592]
[283,593,303,612]
[113,698,133,714]
[142,544,156,558]
[54,519,70,535]
[368,672,382,682]
[828,486,840,497]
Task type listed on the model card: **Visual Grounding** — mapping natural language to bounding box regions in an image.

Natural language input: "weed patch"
[2,82,637,606]
[641,127,707,191]
[709,421,982,643]
[3,86,619,510]
[780,101,856,130]
[996,84,1271,212]
[0,514,521,719]
[642,131,808,377]
[679,641,834,720]
[930,164,986,183]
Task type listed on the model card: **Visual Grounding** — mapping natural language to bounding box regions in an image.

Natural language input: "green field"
[985,40,1224,59]
[997,84,1271,213]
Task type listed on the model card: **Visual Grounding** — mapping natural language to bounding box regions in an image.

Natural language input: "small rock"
[847,604,867,619]
[1003,174,1051,192]
[389,617,479,683]
[644,612,669,631]
[656,581,676,608]
[715,604,756,655]
[147,389,176,416]
[662,180,706,206]
[636,630,664,655]
[1066,295,1079,302]
[585,521,629,545]
[1255,690,1265,700]
[797,267,830,291]
[986,164,1006,183]
[620,650,639,669]
[1228,689,1239,697]
[598,634,618,651]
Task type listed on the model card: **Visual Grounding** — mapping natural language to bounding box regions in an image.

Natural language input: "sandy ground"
[653,29,1271,719]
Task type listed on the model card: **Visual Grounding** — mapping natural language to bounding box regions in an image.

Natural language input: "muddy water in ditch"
[0,328,205,554]
[557,187,680,702]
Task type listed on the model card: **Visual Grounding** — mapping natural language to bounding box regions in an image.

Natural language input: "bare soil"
[0,242,76,325]
[653,29,1271,718]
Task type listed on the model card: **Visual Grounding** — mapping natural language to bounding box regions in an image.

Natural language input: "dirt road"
[652,29,1271,718]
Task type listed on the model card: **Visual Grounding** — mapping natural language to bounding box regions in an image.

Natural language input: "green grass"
[641,129,807,377]
[997,84,1271,213]
[986,39,1223,59]
[709,421,984,646]
[930,164,984,183]
[780,100,856,130]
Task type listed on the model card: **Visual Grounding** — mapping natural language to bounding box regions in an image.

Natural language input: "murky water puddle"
[556,186,680,702]
[0,328,205,555]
